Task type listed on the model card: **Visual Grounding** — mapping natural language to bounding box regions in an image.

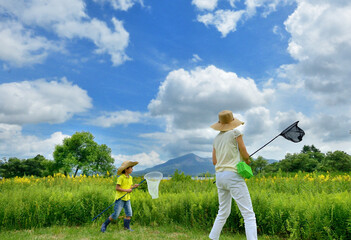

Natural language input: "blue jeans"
[111,200,132,220]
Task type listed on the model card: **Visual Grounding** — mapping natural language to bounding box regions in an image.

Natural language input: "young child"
[101,160,140,232]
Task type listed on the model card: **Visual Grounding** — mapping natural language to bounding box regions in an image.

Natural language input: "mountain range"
[133,153,278,176]
[133,153,214,177]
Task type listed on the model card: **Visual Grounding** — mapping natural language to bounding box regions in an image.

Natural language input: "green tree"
[319,151,351,172]
[81,144,116,176]
[250,156,268,174]
[171,169,191,182]
[23,155,50,177]
[53,131,114,177]
[0,157,24,178]
[301,145,325,163]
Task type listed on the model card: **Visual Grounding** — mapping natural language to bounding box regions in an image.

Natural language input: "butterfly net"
[144,171,163,199]
[280,121,305,143]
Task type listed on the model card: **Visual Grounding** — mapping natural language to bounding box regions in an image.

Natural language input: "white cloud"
[144,65,276,158]
[282,0,351,105]
[0,123,68,159]
[192,0,218,11]
[193,0,294,36]
[0,0,130,66]
[0,78,92,125]
[0,21,61,66]
[55,17,130,66]
[197,10,245,37]
[191,54,203,63]
[90,110,144,127]
[148,65,274,130]
[93,0,144,11]
[113,151,164,169]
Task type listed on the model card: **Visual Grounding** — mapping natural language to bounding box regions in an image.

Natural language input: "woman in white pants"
[209,110,257,240]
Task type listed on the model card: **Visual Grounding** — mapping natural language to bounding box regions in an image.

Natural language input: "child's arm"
[116,184,132,193]
[132,184,139,188]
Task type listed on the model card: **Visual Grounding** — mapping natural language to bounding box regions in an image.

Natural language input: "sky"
[0,0,350,171]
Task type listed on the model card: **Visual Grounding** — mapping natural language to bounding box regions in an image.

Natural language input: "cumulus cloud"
[0,0,130,66]
[113,151,164,169]
[0,78,92,125]
[143,65,276,157]
[282,0,351,105]
[193,0,294,36]
[0,123,68,159]
[0,20,61,66]
[90,110,144,127]
[148,65,274,130]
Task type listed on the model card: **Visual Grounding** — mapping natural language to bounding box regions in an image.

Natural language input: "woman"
[209,110,257,240]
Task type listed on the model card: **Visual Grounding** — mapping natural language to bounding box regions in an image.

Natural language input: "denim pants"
[111,200,132,220]
[209,171,257,240]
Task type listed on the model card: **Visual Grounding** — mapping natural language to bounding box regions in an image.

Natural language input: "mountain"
[266,159,279,164]
[133,153,214,177]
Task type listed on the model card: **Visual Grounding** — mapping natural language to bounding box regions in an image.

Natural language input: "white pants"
[209,171,257,240]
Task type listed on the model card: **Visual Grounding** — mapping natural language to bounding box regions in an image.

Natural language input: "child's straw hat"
[211,110,244,131]
[117,161,139,175]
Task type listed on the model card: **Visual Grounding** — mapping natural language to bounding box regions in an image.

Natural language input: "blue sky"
[1,0,350,171]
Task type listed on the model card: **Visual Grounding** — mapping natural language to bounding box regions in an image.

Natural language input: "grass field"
[0,224,282,240]
[1,172,351,239]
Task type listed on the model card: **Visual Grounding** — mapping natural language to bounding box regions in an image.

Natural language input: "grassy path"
[0,224,283,240]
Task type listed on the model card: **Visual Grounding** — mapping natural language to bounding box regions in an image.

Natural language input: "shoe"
[101,218,111,233]
[124,218,133,231]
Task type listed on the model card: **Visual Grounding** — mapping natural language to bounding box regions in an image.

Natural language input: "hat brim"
[117,161,139,175]
[210,118,244,131]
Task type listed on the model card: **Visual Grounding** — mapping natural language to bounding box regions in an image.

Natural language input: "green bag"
[237,161,253,179]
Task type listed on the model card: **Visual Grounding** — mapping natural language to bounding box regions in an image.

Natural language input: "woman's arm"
[237,135,251,164]
[212,147,217,166]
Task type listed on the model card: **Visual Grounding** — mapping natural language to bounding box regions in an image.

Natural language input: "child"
[101,160,140,232]
[209,110,257,240]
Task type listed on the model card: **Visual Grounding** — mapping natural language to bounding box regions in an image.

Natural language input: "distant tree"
[53,131,114,177]
[23,155,50,177]
[301,145,325,163]
[278,152,318,172]
[0,157,24,178]
[0,155,53,178]
[171,169,191,181]
[319,151,351,172]
[251,156,268,174]
[263,162,280,173]
[81,144,116,176]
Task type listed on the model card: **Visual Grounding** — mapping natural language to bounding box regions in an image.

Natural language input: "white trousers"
[209,171,257,240]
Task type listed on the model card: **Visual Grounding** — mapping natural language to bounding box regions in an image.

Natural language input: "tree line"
[0,132,115,178]
[251,145,351,174]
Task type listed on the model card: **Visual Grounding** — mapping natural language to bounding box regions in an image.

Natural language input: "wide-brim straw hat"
[211,110,244,131]
[117,161,139,175]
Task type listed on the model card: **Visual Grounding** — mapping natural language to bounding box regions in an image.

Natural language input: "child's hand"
[126,188,133,193]
[133,184,140,188]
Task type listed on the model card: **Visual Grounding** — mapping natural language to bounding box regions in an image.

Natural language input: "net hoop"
[144,171,163,199]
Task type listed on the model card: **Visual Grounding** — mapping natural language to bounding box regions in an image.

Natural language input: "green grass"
[0,224,282,240]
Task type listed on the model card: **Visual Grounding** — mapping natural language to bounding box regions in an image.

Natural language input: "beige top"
[213,129,243,173]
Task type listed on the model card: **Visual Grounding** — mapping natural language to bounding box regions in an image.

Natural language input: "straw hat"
[210,110,244,131]
[117,161,139,175]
